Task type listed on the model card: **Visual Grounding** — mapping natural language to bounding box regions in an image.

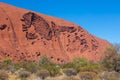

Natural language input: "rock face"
[0,3,110,63]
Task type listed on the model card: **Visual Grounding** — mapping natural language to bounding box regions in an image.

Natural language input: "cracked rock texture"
[0,3,110,63]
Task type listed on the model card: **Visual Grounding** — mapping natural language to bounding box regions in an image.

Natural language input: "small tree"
[114,54,120,72]
[114,43,120,54]
[101,46,118,71]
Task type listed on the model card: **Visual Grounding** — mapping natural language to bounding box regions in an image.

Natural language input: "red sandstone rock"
[0,2,110,63]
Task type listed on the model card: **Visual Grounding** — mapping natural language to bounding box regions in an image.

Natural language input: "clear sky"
[0,0,120,43]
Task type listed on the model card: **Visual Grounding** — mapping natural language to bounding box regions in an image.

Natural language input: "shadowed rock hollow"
[0,2,110,63]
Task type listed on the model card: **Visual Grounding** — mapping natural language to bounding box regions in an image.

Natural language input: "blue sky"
[0,0,120,43]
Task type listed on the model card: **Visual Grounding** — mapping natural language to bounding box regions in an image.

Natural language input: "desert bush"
[61,62,75,69]
[101,46,120,72]
[23,62,39,73]
[18,70,31,79]
[0,58,13,71]
[63,68,77,76]
[0,62,9,70]
[38,55,51,65]
[101,46,118,71]
[99,71,120,80]
[114,54,120,72]
[72,58,89,72]
[61,58,89,72]
[79,63,102,72]
[79,72,97,80]
[0,71,8,80]
[36,69,50,80]
[38,56,61,77]
[73,58,88,66]
[14,62,26,70]
[45,64,60,77]
[14,61,39,73]
[3,58,12,64]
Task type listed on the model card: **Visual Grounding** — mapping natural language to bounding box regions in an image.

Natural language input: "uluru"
[0,2,110,63]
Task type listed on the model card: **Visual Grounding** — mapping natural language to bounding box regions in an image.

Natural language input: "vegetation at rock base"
[61,58,89,73]
[18,70,31,80]
[36,69,50,79]
[63,68,77,76]
[0,45,120,80]
[79,72,97,80]
[14,61,39,73]
[38,55,61,77]
[101,46,120,72]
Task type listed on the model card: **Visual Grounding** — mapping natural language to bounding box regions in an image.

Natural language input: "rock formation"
[0,2,110,63]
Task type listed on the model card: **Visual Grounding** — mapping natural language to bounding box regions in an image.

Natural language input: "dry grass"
[9,74,17,80]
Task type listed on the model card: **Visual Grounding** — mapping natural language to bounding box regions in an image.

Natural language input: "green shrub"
[14,61,39,73]
[61,58,89,72]
[3,58,12,64]
[38,56,61,77]
[0,58,13,71]
[61,62,75,69]
[73,58,88,66]
[0,62,13,71]
[38,55,51,65]
[45,64,60,77]
[14,62,26,70]
[79,63,102,72]
[0,71,8,80]
[23,62,39,73]
[0,62,9,70]
[36,69,50,79]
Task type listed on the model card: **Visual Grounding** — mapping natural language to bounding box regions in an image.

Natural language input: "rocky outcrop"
[0,2,110,63]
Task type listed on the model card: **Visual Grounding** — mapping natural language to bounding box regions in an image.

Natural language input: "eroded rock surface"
[0,3,110,63]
